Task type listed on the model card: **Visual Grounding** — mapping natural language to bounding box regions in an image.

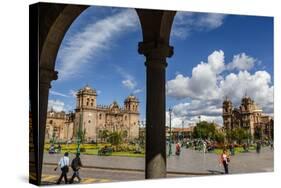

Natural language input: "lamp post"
[76,110,83,154]
[182,120,184,141]
[168,107,172,156]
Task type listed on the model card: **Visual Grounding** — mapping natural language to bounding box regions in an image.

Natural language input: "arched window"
[88,120,91,123]
[99,113,102,120]
[49,120,53,124]
[124,115,127,121]
[91,102,93,106]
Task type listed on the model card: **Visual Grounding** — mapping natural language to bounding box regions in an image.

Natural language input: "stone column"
[138,41,173,179]
[38,67,58,183]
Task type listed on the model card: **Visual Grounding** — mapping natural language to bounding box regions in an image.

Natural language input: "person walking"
[175,141,181,156]
[55,152,70,184]
[220,149,230,174]
[256,141,261,153]
[69,153,83,183]
[229,143,235,156]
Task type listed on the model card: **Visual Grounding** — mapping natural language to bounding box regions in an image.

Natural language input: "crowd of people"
[172,138,273,174]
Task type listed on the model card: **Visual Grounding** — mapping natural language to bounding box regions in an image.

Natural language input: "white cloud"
[227,53,257,71]
[196,13,226,29]
[166,50,273,126]
[122,79,136,90]
[48,100,66,112]
[133,88,142,94]
[166,50,224,100]
[49,90,69,97]
[220,70,273,113]
[115,65,138,90]
[57,9,139,80]
[172,12,227,39]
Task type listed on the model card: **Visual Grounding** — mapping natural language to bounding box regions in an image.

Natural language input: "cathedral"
[45,85,140,143]
[222,95,273,140]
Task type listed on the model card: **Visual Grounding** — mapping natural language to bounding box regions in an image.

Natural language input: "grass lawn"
[45,143,145,158]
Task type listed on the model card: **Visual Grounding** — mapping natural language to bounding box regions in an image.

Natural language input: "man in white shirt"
[55,152,70,184]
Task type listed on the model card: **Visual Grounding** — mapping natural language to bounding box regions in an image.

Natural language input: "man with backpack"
[55,152,70,184]
[69,153,83,183]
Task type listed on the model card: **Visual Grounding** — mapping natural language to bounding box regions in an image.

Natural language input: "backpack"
[71,157,80,171]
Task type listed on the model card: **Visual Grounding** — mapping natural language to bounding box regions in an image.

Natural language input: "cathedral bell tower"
[74,85,98,141]
[76,85,97,110]
[124,95,139,113]
[124,95,140,139]
[222,97,233,131]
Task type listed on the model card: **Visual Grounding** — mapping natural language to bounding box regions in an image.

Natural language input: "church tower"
[124,95,140,139]
[76,85,97,109]
[124,95,139,112]
[74,85,98,141]
[240,95,255,136]
[222,97,233,131]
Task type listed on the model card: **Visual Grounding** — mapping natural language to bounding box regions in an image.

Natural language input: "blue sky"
[48,6,273,127]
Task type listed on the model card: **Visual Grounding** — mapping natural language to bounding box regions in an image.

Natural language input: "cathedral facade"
[46,85,140,143]
[222,96,273,140]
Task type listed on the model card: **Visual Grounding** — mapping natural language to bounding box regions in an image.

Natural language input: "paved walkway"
[42,145,273,184]
[44,145,273,174]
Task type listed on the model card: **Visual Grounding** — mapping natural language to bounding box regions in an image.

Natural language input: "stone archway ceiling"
[39,4,89,70]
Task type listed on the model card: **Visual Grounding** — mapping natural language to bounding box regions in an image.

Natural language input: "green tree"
[77,128,86,144]
[101,130,109,142]
[122,130,128,141]
[254,126,262,140]
[193,121,216,140]
[228,128,250,144]
[214,131,225,144]
[108,131,123,148]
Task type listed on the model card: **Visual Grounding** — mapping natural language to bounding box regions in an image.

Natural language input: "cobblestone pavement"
[42,145,273,184]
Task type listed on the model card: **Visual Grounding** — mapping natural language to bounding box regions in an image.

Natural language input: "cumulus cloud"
[167,50,224,100]
[167,50,273,126]
[57,9,139,80]
[220,70,273,112]
[227,53,257,71]
[48,100,66,112]
[172,12,227,39]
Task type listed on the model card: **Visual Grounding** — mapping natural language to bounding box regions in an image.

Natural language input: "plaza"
[41,145,273,184]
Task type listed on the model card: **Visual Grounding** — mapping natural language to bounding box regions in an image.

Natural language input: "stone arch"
[31,3,177,184]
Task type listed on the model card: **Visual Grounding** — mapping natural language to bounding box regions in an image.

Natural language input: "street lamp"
[182,120,184,141]
[76,110,83,154]
[168,107,172,156]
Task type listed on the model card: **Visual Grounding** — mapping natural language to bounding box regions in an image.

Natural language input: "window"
[124,115,127,121]
[99,114,102,120]
[49,120,53,124]
[91,102,93,106]
[88,120,91,124]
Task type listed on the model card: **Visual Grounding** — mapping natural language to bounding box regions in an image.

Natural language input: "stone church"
[222,95,273,140]
[45,85,140,143]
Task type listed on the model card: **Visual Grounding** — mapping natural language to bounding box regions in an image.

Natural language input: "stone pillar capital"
[138,41,174,67]
[39,67,58,88]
